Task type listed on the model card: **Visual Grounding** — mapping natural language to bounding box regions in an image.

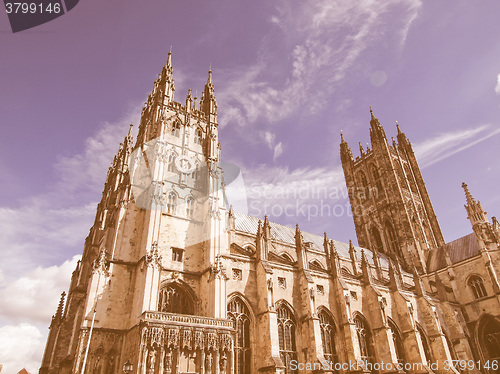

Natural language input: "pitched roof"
[427,232,481,272]
[233,212,390,268]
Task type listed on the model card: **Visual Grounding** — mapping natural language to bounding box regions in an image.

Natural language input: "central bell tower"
[340,109,445,273]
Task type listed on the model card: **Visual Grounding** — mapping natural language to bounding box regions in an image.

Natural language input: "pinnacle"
[462,182,474,205]
[369,106,379,123]
[166,50,172,67]
[396,121,402,134]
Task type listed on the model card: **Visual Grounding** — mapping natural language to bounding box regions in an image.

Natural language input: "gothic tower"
[340,108,445,273]
[40,52,233,374]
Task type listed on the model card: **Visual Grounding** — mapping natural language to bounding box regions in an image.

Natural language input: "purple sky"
[1,0,500,371]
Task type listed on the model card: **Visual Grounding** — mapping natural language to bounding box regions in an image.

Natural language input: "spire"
[167,50,172,69]
[349,240,358,275]
[360,249,373,285]
[340,132,353,164]
[359,142,365,156]
[462,182,489,226]
[396,121,409,146]
[186,88,193,111]
[200,68,217,118]
[256,219,263,239]
[369,106,387,141]
[462,182,475,207]
[295,224,302,242]
[56,291,66,319]
[161,50,175,104]
[263,215,271,239]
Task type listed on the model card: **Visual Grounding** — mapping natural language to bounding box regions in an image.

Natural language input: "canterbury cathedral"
[39,54,500,374]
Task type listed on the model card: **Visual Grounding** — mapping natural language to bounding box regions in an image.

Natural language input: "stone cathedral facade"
[40,54,500,374]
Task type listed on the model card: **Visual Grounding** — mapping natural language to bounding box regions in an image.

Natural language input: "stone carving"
[220,333,232,351]
[166,328,179,348]
[146,242,162,269]
[182,329,192,350]
[205,352,213,374]
[149,326,164,347]
[220,353,227,374]
[93,248,109,276]
[206,331,218,350]
[194,330,204,350]
[164,351,172,372]
[147,349,156,374]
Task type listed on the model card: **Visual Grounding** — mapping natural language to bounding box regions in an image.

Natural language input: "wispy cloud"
[218,0,422,128]
[259,131,285,161]
[495,73,500,95]
[414,124,500,168]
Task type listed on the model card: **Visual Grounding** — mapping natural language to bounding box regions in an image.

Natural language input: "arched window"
[355,316,374,363]
[186,196,195,219]
[357,171,369,200]
[228,297,252,374]
[309,260,325,272]
[370,164,384,198]
[277,304,297,374]
[171,121,181,137]
[194,127,202,145]
[385,221,402,259]
[319,310,338,366]
[478,316,500,373]
[158,283,193,314]
[166,192,177,215]
[167,153,176,173]
[417,326,432,365]
[468,275,487,299]
[371,226,384,253]
[388,320,405,366]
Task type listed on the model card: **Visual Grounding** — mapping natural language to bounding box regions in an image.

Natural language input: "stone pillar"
[175,346,181,373]
[158,346,165,374]
[140,346,148,374]
[214,349,220,374]
[200,349,205,374]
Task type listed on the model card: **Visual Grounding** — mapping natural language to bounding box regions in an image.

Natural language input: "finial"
[370,106,374,119]
[340,130,345,143]
[396,121,402,134]
[462,182,474,204]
